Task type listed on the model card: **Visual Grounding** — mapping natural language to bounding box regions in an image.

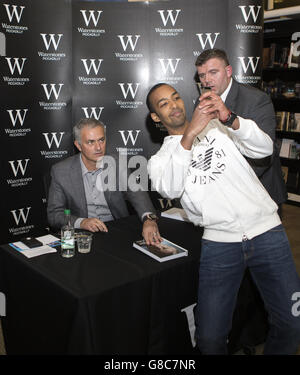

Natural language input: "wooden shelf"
[263,67,300,81]
[280,157,300,167]
[287,193,300,207]
[276,130,300,141]
[271,97,300,112]
[264,17,300,206]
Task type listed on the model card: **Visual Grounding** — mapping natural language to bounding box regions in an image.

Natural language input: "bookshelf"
[262,17,300,205]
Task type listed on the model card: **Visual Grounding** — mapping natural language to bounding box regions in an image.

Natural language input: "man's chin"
[96,155,104,168]
[172,121,185,128]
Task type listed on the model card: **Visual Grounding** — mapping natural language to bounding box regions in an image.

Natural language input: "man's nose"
[171,99,178,107]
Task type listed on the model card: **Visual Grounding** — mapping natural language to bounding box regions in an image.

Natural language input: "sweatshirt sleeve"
[227,117,273,159]
[148,138,192,200]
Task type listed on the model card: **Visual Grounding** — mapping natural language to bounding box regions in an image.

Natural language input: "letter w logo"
[40,34,63,51]
[196,33,220,49]
[239,5,261,23]
[158,58,181,75]
[3,4,25,23]
[118,83,140,99]
[41,83,64,100]
[43,132,65,149]
[82,107,104,120]
[118,35,140,52]
[119,130,141,146]
[238,56,260,74]
[81,59,103,75]
[7,109,28,126]
[8,159,30,177]
[11,207,31,225]
[158,9,181,26]
[80,10,102,27]
[5,57,26,75]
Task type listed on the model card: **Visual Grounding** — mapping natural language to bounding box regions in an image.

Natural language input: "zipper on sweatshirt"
[242,234,248,242]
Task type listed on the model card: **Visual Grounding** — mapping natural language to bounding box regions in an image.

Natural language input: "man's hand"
[142,220,162,246]
[197,91,239,130]
[197,91,229,121]
[181,105,215,150]
[80,218,108,233]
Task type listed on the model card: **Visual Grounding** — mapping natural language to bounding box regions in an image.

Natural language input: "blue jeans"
[195,225,300,355]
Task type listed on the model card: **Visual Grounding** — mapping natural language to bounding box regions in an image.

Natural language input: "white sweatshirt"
[148,118,281,242]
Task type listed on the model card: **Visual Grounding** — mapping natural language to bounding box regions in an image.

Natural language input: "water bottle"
[61,209,75,258]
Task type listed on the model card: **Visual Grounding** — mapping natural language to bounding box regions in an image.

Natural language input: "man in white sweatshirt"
[146,83,300,355]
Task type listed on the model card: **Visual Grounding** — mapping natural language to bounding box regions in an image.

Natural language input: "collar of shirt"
[80,154,103,177]
[220,78,232,103]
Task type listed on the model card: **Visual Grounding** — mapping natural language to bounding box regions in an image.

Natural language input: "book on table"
[133,237,188,262]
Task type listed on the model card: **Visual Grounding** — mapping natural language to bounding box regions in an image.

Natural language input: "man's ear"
[74,140,82,152]
[225,64,232,78]
[150,112,161,123]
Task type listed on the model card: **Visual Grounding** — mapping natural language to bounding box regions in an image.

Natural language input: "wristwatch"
[220,110,237,127]
[142,213,159,223]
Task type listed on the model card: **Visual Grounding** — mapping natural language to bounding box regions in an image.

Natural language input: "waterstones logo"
[2,3,28,34]
[39,83,67,111]
[38,33,66,61]
[79,59,106,86]
[115,35,143,62]
[78,9,105,37]
[155,9,183,36]
[193,33,220,57]
[235,56,261,84]
[82,106,104,120]
[3,57,29,86]
[7,159,32,188]
[116,83,142,109]
[236,5,262,34]
[9,207,34,236]
[157,58,183,85]
[40,132,68,160]
[4,109,31,138]
[117,130,143,156]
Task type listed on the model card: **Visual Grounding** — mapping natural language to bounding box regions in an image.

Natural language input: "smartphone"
[22,237,43,248]
[197,83,211,96]
[201,86,212,94]
[200,86,211,95]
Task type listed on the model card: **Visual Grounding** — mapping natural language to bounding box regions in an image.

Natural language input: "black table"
[0,216,267,355]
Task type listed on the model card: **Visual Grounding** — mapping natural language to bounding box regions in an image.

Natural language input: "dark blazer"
[224,79,287,205]
[47,153,155,229]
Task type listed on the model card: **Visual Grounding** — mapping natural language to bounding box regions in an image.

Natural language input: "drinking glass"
[77,232,93,254]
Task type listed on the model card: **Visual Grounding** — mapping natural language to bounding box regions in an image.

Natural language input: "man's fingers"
[81,218,108,232]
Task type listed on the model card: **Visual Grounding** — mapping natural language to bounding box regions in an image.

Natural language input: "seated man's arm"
[47,167,70,230]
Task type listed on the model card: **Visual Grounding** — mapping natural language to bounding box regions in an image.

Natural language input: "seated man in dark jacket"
[47,118,160,245]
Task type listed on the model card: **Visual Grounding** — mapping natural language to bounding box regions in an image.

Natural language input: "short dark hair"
[195,48,230,67]
[146,83,168,113]
[73,118,106,144]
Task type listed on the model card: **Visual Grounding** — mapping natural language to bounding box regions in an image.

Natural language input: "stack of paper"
[9,234,60,258]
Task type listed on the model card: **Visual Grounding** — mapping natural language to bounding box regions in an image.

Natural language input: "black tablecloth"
[0,215,267,354]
